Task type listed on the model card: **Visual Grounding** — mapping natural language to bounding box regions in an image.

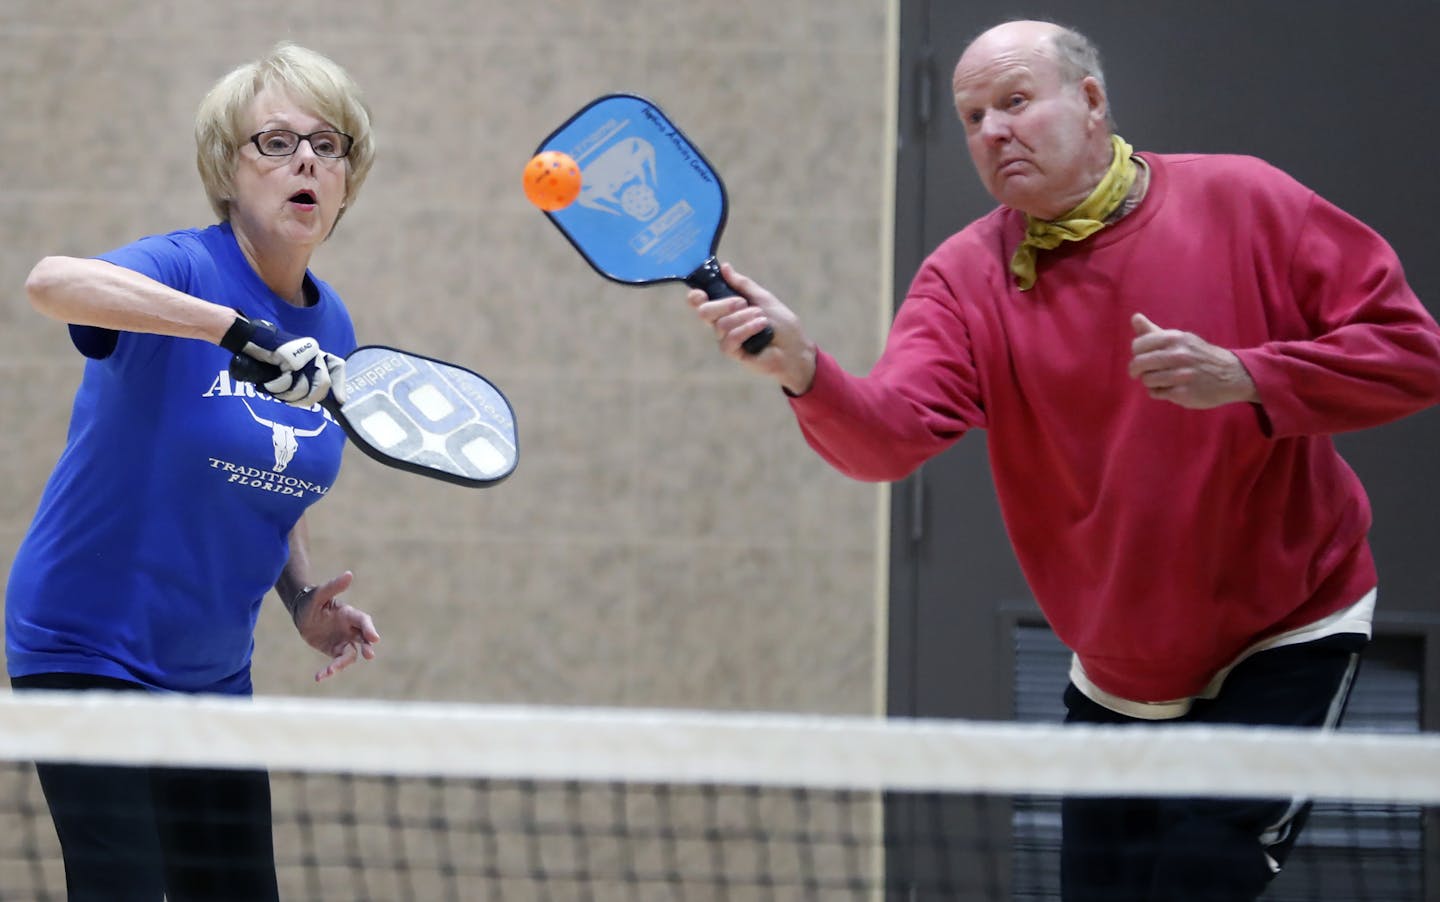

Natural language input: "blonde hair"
[194,42,375,227]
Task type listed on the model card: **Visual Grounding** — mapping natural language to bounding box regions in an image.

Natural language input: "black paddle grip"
[686,257,774,355]
[229,353,283,384]
[229,354,345,416]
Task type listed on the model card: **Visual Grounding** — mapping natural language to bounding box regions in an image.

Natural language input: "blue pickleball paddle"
[534,93,773,355]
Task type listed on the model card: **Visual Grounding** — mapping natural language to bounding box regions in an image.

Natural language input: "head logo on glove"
[219,314,346,407]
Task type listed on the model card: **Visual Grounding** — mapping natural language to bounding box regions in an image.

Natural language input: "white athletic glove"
[220,313,348,407]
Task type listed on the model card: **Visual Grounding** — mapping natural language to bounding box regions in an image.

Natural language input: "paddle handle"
[686,257,774,355]
[229,354,342,417]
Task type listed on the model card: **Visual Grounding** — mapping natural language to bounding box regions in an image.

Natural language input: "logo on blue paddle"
[540,95,726,284]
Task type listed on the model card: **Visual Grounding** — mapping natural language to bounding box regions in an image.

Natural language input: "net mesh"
[0,691,1435,901]
[272,777,884,901]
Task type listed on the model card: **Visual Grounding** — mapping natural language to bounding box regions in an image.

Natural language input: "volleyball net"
[0,690,1435,900]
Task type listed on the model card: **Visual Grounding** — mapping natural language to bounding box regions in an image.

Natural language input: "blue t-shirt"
[5,223,356,694]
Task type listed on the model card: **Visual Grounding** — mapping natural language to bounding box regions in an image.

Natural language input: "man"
[688,19,1440,902]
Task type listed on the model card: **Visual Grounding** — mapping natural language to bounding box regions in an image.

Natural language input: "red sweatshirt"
[793,153,1440,702]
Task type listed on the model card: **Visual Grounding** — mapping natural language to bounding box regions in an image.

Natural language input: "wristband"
[219,313,257,355]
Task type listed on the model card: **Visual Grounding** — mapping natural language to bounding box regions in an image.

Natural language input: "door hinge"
[909,467,925,543]
[915,50,933,135]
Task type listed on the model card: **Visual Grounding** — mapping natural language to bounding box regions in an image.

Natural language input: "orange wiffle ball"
[523,150,582,211]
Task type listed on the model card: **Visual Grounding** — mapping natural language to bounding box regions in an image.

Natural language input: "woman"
[6,43,382,901]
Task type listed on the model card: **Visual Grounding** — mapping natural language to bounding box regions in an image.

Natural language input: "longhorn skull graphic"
[240,398,329,473]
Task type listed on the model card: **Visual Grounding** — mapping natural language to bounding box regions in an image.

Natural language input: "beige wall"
[0,0,894,716]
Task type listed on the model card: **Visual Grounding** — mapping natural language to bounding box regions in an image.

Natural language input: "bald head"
[960,20,1069,70]
[951,20,1115,219]
[957,20,1108,108]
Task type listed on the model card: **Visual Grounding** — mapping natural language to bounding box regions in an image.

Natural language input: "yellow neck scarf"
[1010,135,1137,291]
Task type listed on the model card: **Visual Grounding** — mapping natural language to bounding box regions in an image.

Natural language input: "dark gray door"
[888,2,1440,898]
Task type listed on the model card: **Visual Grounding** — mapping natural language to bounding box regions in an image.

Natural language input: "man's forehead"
[952,46,1057,99]
[954,53,1031,90]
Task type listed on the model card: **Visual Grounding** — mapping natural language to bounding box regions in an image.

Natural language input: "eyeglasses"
[248,129,354,159]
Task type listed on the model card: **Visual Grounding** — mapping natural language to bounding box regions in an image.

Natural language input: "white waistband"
[1069,588,1375,720]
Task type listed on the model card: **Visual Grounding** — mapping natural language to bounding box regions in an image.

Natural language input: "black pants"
[1060,633,1366,902]
[11,673,280,902]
